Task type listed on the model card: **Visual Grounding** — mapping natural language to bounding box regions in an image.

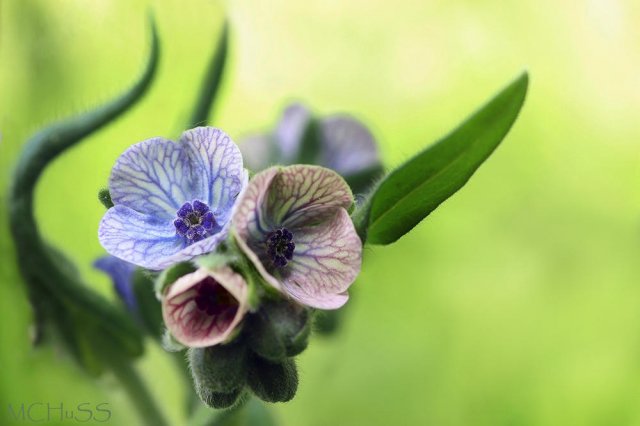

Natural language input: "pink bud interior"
[166,276,239,344]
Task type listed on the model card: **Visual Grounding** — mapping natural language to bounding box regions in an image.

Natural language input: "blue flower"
[99,127,248,270]
[94,255,138,313]
[240,103,382,192]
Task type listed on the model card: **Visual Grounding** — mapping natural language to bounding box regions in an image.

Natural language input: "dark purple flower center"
[174,200,218,243]
[266,228,295,268]
[194,276,239,316]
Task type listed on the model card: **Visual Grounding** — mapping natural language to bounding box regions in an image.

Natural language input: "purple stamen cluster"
[266,228,295,268]
[174,200,217,242]
[194,277,238,316]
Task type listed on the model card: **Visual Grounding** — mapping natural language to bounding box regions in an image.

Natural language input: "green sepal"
[246,299,310,361]
[98,187,114,208]
[247,355,298,403]
[161,329,186,353]
[312,308,345,336]
[352,72,529,244]
[195,249,240,271]
[155,261,196,297]
[244,268,267,312]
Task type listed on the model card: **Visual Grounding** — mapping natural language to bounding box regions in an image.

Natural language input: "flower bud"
[188,342,248,409]
[247,355,298,403]
[200,389,246,410]
[246,299,310,361]
[162,267,247,348]
[98,187,114,208]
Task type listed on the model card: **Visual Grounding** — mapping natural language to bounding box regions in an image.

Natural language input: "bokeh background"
[2,0,640,424]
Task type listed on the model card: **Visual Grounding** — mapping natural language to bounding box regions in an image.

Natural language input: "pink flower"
[232,165,362,309]
[162,267,248,347]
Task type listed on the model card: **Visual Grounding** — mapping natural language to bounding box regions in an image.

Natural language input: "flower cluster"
[98,124,368,407]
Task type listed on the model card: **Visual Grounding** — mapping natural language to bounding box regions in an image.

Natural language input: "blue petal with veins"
[99,127,247,270]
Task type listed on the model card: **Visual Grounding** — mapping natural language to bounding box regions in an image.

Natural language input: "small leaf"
[188,20,229,127]
[354,72,529,244]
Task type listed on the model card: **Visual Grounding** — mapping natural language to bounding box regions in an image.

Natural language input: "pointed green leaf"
[354,72,529,244]
[189,20,229,127]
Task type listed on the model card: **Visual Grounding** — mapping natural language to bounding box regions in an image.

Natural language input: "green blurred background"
[2,0,640,424]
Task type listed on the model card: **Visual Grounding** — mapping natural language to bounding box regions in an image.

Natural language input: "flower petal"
[99,205,184,270]
[320,115,381,176]
[276,208,362,309]
[156,221,233,270]
[180,127,246,224]
[275,103,312,163]
[94,256,137,311]
[162,267,248,347]
[233,166,358,297]
[110,137,192,220]
[232,168,282,290]
[265,165,354,228]
[239,134,274,172]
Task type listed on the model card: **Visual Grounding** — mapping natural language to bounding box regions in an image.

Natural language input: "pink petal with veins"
[162,267,248,348]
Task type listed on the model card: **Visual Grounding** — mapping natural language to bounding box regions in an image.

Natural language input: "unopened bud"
[98,188,114,208]
[247,355,298,403]
[246,299,310,361]
[188,342,248,408]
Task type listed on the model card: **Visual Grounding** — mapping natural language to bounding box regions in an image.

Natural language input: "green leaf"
[188,20,229,127]
[354,72,529,244]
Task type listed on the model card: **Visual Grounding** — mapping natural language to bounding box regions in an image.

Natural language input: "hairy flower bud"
[247,355,298,403]
[188,342,248,409]
[246,299,310,361]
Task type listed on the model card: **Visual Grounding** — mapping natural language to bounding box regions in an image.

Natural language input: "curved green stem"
[109,356,168,426]
[6,10,161,373]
